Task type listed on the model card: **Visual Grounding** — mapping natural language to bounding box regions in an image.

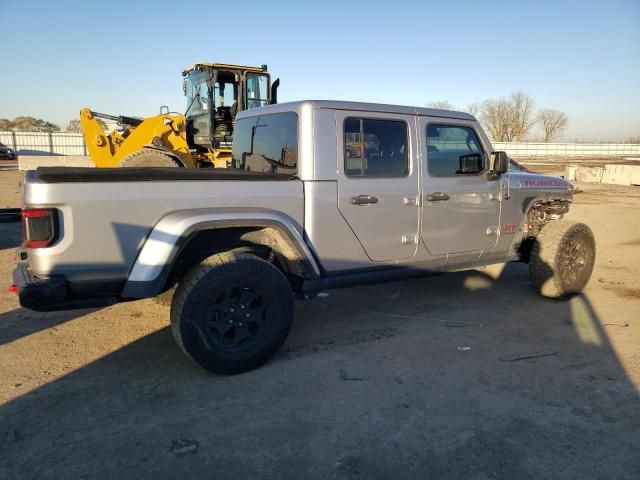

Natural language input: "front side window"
[232,112,298,174]
[426,125,485,177]
[185,72,210,116]
[344,118,408,177]
[246,73,269,109]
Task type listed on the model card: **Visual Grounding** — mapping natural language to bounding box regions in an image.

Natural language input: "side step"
[302,266,438,296]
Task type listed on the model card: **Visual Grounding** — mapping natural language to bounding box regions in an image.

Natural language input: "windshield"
[246,73,269,109]
[185,71,210,116]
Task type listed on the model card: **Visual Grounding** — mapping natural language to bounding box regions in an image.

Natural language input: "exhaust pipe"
[270,78,280,105]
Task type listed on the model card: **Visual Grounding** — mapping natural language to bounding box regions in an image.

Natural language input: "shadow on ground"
[0,306,102,347]
[0,222,104,346]
[1,263,639,479]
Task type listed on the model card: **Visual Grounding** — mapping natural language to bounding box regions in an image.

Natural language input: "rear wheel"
[170,252,294,374]
[118,148,180,167]
[529,220,596,298]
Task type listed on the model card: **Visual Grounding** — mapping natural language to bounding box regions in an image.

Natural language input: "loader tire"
[118,149,180,167]
[528,220,595,299]
[170,252,294,374]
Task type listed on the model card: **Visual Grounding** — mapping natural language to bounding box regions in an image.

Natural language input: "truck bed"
[23,168,305,287]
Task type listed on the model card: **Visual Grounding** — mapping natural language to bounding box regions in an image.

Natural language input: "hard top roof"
[236,100,476,121]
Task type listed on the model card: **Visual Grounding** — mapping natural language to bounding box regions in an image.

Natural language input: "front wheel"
[170,252,294,374]
[528,220,596,299]
[118,148,180,167]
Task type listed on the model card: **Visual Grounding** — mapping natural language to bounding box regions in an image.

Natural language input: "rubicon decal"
[521,179,567,188]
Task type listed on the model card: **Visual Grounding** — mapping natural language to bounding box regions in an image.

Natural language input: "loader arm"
[79,108,114,164]
[79,107,196,168]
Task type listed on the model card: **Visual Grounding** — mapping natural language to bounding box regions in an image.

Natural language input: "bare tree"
[537,109,568,142]
[627,136,640,144]
[426,100,454,110]
[466,103,481,117]
[509,91,535,141]
[66,120,82,132]
[479,98,512,141]
[477,92,536,142]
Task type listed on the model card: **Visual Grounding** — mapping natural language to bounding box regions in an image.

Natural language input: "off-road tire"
[118,148,180,167]
[170,252,294,374]
[529,220,595,299]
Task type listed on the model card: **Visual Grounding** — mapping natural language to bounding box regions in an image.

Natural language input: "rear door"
[336,111,420,262]
[419,119,502,255]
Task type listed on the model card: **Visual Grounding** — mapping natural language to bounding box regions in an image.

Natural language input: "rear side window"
[344,118,408,177]
[232,112,298,173]
[426,125,485,177]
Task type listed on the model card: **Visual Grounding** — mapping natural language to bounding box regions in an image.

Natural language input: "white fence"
[0,131,86,156]
[1,131,640,157]
[493,142,640,157]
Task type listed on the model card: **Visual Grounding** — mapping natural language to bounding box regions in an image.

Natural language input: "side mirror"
[489,151,509,178]
[457,153,483,174]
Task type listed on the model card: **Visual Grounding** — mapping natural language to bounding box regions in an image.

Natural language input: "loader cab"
[183,63,275,152]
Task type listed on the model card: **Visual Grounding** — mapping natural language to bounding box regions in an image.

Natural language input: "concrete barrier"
[564,165,604,183]
[575,167,604,183]
[601,165,635,186]
[565,164,640,186]
[564,165,577,181]
[18,156,94,171]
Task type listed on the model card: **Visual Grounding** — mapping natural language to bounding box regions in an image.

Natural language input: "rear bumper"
[13,264,116,312]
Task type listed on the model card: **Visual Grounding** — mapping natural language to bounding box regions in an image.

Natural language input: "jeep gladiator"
[12,100,595,373]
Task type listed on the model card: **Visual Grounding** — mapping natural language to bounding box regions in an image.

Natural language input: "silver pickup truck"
[13,100,595,374]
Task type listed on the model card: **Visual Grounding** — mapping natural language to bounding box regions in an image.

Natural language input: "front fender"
[121,208,321,298]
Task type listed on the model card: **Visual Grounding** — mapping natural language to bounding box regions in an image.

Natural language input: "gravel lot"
[1,166,639,479]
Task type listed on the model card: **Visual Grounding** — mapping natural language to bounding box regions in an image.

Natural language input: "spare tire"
[118,148,180,167]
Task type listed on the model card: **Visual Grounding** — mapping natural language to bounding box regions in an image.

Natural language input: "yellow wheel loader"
[80,63,279,168]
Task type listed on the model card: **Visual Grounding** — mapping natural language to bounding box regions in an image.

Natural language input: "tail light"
[22,208,58,248]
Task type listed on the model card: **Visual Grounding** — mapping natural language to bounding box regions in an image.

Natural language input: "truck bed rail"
[35,167,297,183]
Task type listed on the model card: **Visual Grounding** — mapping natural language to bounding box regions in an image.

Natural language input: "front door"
[337,112,420,262]
[419,120,501,256]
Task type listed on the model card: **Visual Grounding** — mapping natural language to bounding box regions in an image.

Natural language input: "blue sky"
[1,0,638,140]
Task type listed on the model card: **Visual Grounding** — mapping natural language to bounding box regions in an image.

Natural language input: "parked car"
[12,100,595,374]
[0,142,17,160]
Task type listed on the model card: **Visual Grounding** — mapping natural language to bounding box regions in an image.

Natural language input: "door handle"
[351,195,379,205]
[424,192,450,202]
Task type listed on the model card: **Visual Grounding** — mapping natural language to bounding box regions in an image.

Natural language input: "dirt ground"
[0,165,20,209]
[1,165,639,479]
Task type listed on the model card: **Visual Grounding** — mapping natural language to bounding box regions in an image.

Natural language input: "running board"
[301,267,438,296]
